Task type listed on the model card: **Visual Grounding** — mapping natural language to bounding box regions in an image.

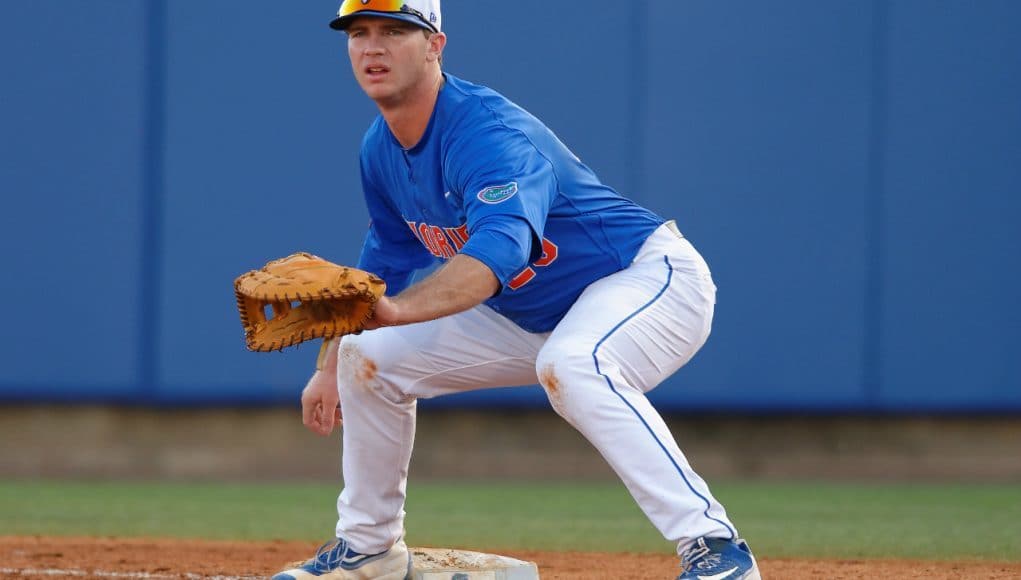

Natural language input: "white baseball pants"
[333,221,738,555]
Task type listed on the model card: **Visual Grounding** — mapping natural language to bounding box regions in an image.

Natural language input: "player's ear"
[426,32,446,63]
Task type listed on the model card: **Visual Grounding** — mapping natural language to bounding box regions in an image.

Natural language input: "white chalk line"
[0,567,261,579]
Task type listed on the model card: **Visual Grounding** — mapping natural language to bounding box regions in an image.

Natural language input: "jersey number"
[507,238,559,290]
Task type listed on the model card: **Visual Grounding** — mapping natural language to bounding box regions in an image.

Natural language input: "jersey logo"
[476,182,518,204]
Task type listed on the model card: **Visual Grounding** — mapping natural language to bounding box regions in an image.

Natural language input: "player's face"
[346,17,440,106]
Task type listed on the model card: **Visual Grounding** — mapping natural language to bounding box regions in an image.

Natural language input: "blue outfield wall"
[0,1,1018,411]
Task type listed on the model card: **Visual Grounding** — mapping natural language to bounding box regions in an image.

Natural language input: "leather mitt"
[234,252,386,352]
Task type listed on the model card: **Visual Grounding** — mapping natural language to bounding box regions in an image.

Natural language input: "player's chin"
[358,78,395,100]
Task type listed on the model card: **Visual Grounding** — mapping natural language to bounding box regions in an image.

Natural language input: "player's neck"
[379,70,444,149]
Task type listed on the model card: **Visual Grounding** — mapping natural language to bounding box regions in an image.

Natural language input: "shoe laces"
[312,538,350,572]
[680,538,720,574]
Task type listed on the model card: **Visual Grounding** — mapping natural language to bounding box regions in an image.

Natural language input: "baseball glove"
[234,252,386,352]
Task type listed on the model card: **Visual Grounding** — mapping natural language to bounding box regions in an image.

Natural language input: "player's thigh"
[542,239,715,394]
[338,304,546,399]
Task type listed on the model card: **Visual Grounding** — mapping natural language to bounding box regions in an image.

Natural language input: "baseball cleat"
[677,536,761,580]
[272,536,412,580]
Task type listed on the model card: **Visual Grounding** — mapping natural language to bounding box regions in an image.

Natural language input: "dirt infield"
[2,537,1020,580]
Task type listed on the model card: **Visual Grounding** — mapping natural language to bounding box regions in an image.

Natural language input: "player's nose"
[360,36,386,55]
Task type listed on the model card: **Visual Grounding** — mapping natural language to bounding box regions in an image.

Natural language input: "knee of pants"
[535,341,602,424]
[337,331,412,405]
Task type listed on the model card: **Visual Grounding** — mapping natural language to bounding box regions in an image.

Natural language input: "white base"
[410,548,540,580]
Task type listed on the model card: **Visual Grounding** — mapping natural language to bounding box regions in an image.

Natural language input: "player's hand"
[301,367,342,436]
[364,295,402,330]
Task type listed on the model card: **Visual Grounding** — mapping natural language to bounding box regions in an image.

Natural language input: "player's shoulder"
[440,75,526,131]
[440,74,501,108]
[439,74,540,148]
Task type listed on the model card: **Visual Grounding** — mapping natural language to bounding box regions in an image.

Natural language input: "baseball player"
[273,1,761,579]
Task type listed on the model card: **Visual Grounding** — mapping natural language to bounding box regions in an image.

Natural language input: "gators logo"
[476,182,518,204]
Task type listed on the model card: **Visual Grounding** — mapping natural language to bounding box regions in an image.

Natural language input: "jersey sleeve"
[356,152,434,295]
[447,124,558,286]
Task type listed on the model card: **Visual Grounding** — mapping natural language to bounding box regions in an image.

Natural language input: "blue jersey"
[357,74,663,333]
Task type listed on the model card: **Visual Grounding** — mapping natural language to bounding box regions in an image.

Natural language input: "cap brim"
[329,11,437,33]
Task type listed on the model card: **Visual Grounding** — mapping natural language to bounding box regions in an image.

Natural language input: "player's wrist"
[372,296,403,327]
[315,337,340,371]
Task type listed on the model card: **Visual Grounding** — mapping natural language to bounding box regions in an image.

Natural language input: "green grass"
[0,480,1018,561]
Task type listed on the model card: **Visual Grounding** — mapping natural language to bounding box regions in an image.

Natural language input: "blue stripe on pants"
[590,255,736,540]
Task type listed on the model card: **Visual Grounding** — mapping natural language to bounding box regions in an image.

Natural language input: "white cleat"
[272,537,412,580]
